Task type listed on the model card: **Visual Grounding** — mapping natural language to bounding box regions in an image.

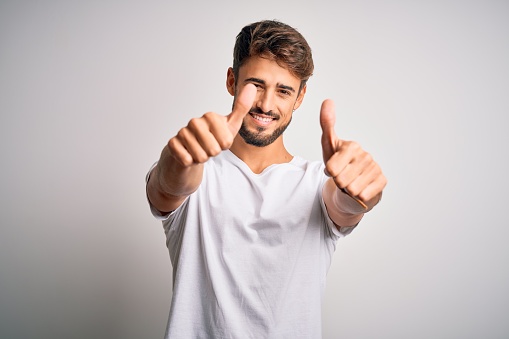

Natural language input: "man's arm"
[146,146,204,214]
[319,99,387,228]
[146,84,257,214]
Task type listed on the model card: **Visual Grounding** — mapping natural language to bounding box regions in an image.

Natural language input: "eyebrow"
[244,77,296,93]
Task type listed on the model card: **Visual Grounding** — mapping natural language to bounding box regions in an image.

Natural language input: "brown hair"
[232,20,314,91]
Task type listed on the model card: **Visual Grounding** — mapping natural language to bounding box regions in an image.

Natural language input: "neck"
[230,135,293,174]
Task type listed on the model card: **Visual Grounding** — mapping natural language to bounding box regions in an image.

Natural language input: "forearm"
[146,146,203,213]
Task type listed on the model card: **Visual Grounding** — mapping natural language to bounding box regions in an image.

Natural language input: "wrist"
[323,179,364,228]
[333,188,367,216]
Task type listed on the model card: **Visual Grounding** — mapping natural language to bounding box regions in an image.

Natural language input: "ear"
[226,67,235,96]
[293,84,307,111]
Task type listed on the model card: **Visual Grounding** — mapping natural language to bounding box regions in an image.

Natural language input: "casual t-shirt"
[148,150,355,338]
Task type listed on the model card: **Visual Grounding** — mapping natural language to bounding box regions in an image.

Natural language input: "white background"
[1,1,508,338]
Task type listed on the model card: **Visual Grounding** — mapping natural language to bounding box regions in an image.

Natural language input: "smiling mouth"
[250,114,274,123]
[249,111,279,123]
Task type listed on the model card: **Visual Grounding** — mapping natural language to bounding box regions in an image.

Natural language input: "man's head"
[227,20,314,148]
[232,20,314,92]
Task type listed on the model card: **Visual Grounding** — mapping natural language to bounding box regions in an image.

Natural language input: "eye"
[279,89,292,96]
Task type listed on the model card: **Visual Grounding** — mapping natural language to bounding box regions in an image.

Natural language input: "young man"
[146,20,386,338]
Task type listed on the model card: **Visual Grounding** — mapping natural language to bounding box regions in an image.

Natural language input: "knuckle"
[176,128,188,140]
[206,144,221,157]
[333,175,345,189]
[351,141,361,149]
[369,163,382,177]
[167,137,178,150]
[341,140,352,148]
[344,141,360,152]
[195,154,209,164]
[173,150,193,167]
[359,190,371,202]
[219,134,234,150]
[202,112,217,121]
[363,152,373,163]
[348,188,360,198]
[324,162,337,178]
[338,173,351,187]
[347,183,361,197]
[182,156,194,167]
[168,137,185,155]
[187,117,201,130]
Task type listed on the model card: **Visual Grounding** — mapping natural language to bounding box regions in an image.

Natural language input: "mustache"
[249,107,279,119]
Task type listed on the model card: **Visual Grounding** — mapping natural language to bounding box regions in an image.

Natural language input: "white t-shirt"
[148,150,355,338]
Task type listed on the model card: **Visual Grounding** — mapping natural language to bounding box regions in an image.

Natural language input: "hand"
[168,84,257,167]
[320,99,387,211]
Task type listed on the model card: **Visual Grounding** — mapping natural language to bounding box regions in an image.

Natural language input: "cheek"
[277,101,295,116]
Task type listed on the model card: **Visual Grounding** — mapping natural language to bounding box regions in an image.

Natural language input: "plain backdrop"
[1,1,508,338]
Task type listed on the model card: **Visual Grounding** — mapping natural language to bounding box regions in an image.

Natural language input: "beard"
[238,115,292,147]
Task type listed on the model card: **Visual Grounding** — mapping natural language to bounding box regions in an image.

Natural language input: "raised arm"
[319,99,387,228]
[147,84,257,214]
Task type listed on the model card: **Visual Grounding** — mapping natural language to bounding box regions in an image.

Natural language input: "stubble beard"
[238,116,292,147]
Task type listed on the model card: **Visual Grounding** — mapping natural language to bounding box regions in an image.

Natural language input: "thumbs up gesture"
[168,84,257,167]
[320,99,387,212]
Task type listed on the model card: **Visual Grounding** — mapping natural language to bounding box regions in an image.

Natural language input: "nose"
[256,89,275,113]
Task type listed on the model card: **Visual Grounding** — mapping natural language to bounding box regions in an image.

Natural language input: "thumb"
[320,99,339,162]
[226,83,257,134]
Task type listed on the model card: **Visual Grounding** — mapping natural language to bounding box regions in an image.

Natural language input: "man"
[146,20,387,338]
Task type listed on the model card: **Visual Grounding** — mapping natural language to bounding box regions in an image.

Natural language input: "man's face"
[227,56,306,147]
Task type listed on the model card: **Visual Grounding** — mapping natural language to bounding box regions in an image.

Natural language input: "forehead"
[238,56,301,87]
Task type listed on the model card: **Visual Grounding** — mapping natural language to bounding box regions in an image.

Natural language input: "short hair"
[232,20,314,90]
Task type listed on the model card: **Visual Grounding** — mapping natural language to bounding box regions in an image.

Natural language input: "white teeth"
[252,114,272,122]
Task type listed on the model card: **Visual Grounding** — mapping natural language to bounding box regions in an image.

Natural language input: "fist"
[168,84,257,167]
[320,99,387,209]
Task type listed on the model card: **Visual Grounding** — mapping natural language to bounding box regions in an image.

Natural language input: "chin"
[239,119,291,147]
